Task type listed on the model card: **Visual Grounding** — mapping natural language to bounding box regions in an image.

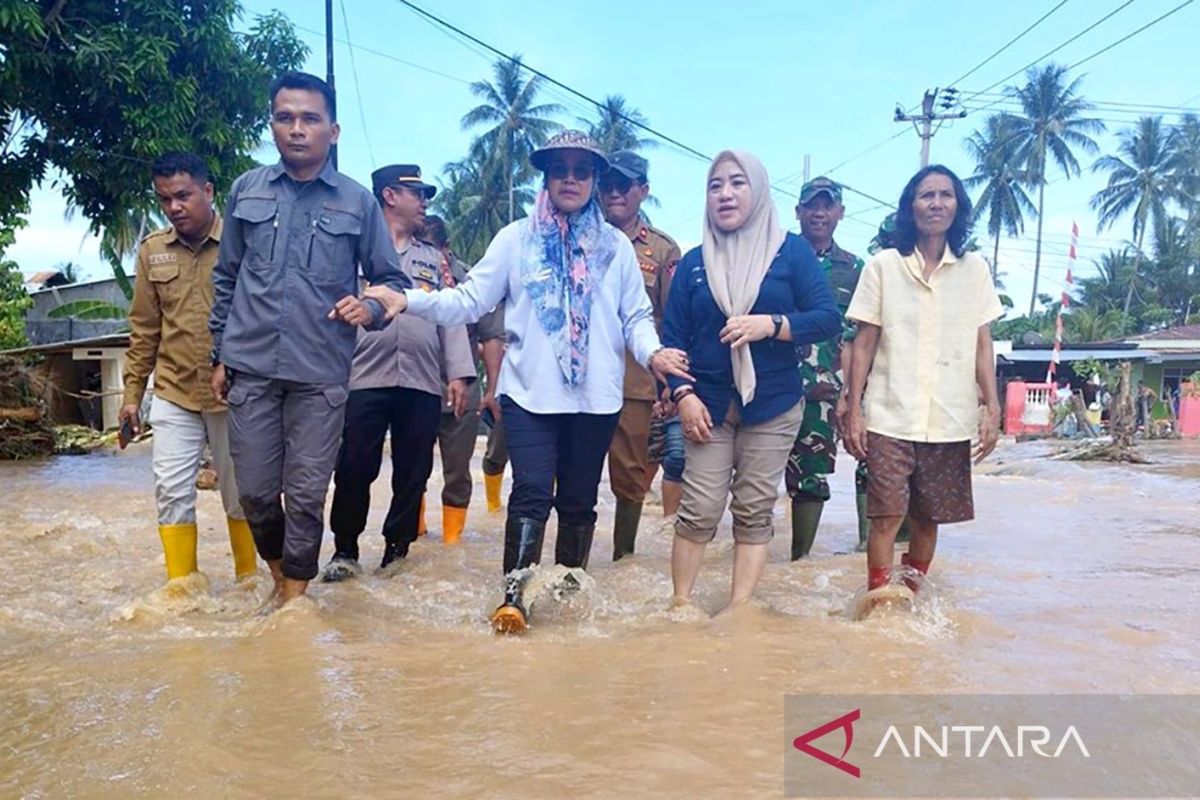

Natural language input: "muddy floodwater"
[1,437,1198,797]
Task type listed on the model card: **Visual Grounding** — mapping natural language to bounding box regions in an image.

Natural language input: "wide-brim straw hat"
[530,130,610,174]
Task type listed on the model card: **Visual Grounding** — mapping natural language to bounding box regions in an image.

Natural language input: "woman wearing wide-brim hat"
[364,130,692,633]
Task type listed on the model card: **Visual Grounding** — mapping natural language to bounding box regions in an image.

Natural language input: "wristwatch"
[771,313,784,339]
[210,349,221,368]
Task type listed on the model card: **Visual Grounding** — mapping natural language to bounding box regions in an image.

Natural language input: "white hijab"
[701,150,786,406]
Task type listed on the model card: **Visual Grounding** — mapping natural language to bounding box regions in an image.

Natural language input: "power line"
[947,0,1072,88]
[961,90,1200,113]
[960,0,1137,107]
[338,0,376,167]
[1065,0,1195,70]
[288,21,473,86]
[389,0,713,164]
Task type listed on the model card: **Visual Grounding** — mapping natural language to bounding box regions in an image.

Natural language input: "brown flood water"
[1,437,1198,798]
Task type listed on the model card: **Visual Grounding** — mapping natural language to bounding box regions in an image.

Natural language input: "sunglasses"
[598,175,636,194]
[547,163,595,181]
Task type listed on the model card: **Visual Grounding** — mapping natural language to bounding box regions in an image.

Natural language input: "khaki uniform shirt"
[846,247,1003,442]
[349,239,475,395]
[123,216,224,412]
[621,222,681,401]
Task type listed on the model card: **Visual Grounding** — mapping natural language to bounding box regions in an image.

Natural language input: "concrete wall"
[26,278,127,321]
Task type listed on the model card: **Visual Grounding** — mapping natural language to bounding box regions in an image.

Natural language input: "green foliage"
[46,299,126,321]
[0,215,30,350]
[0,1,307,235]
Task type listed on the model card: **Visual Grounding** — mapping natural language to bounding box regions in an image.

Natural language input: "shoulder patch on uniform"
[140,227,172,245]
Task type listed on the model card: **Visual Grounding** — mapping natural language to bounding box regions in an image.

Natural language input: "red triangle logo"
[792,708,861,779]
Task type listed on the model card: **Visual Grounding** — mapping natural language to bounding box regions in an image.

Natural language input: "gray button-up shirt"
[350,239,475,395]
[437,253,505,412]
[209,160,410,385]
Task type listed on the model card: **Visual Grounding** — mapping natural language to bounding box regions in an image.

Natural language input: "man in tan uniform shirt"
[600,151,681,560]
[120,152,256,583]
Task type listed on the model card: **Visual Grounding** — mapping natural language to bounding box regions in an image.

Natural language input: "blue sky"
[11,0,1198,317]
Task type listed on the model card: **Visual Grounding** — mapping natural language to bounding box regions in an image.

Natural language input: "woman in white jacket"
[365,130,690,633]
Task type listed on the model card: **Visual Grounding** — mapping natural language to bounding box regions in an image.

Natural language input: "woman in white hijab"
[660,151,840,611]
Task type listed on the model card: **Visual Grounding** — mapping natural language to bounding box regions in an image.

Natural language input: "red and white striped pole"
[1047,222,1077,384]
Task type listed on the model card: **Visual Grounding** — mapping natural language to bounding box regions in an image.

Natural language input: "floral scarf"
[520,190,617,387]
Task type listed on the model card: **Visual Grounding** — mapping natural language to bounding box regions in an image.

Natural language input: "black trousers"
[329,387,441,556]
[500,395,621,528]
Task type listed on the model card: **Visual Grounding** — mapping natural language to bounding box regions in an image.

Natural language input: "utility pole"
[325,0,338,169]
[894,89,966,167]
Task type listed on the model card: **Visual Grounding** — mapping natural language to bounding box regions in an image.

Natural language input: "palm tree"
[1064,307,1128,343]
[1004,64,1105,316]
[433,147,536,264]
[963,114,1037,282]
[579,95,656,153]
[1077,248,1133,315]
[1091,116,1176,316]
[461,55,563,223]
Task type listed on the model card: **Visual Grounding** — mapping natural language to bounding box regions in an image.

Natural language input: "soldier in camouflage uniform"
[785,178,863,559]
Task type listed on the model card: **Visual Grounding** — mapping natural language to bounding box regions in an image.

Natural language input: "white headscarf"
[701,150,786,406]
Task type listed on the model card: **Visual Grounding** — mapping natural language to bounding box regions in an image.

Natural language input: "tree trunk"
[992,234,1000,283]
[1111,361,1135,451]
[507,128,515,224]
[1121,225,1145,318]
[1029,179,1046,317]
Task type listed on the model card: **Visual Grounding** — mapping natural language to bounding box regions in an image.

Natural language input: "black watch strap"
[771,313,783,339]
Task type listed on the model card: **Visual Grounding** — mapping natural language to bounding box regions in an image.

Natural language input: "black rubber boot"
[611,500,643,561]
[492,517,546,634]
[380,538,410,569]
[555,520,595,570]
[855,492,870,552]
[790,500,824,560]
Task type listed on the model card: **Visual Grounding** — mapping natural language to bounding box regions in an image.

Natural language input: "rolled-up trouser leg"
[149,395,207,525]
[676,405,737,544]
[729,400,805,544]
[279,381,348,581]
[437,408,477,509]
[328,388,393,559]
[482,413,508,476]
[607,399,655,504]
[226,373,286,562]
[382,389,441,547]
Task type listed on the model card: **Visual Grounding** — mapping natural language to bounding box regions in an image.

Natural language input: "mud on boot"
[491,517,545,635]
[321,552,362,583]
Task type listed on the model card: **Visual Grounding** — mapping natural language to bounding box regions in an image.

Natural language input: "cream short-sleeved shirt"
[846,247,1003,443]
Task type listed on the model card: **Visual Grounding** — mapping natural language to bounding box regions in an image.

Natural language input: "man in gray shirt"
[209,72,409,606]
[323,164,476,581]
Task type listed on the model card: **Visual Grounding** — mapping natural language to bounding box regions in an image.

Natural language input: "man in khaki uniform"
[120,152,256,583]
[600,151,681,560]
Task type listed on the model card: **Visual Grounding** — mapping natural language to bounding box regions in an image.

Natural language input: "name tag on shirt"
[148,253,177,265]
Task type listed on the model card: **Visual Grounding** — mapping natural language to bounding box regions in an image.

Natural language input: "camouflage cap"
[868,212,897,255]
[799,176,843,205]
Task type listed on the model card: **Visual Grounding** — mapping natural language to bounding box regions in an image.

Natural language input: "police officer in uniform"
[600,151,681,560]
[322,165,475,581]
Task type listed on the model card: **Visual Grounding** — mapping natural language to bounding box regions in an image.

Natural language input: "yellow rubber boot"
[443,506,467,545]
[484,472,504,514]
[417,495,427,537]
[227,517,258,580]
[158,523,198,580]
